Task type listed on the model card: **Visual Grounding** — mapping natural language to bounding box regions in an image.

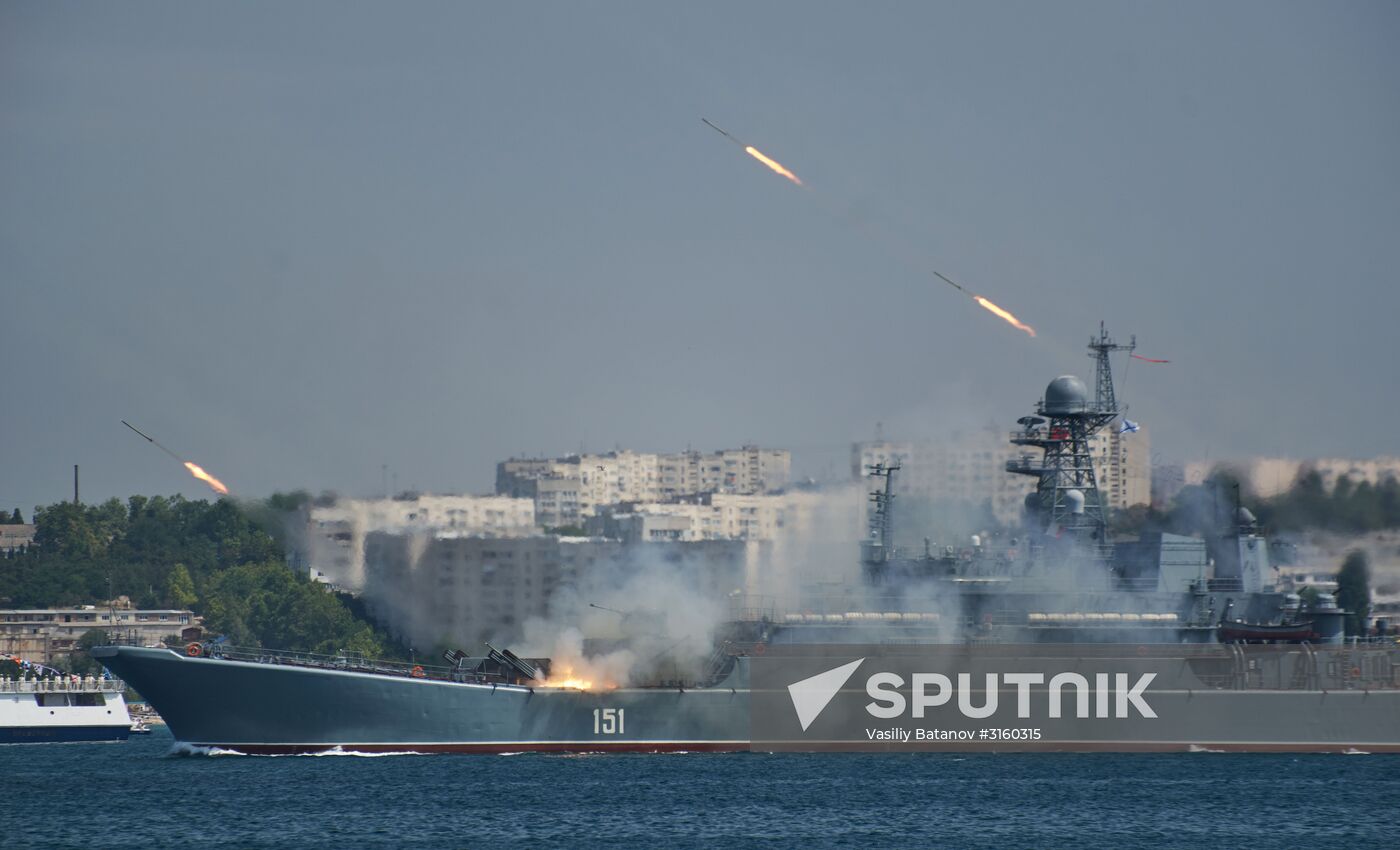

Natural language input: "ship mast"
[1089,321,1134,421]
[861,462,899,568]
[1008,324,1131,553]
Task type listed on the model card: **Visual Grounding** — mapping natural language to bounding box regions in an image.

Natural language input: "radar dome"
[1044,375,1091,415]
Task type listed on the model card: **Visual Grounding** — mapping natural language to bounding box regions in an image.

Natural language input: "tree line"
[1115,466,1400,541]
[0,494,398,658]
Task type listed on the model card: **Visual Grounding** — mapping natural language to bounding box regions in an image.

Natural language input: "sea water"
[4,727,1395,849]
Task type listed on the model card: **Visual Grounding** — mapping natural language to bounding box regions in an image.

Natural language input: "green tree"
[201,561,388,657]
[1335,549,1372,636]
[0,493,398,657]
[1381,476,1400,527]
[164,563,198,610]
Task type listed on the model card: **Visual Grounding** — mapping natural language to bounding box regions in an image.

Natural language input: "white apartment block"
[657,448,791,500]
[852,425,1151,526]
[1089,428,1152,512]
[1184,457,1400,499]
[307,494,538,591]
[497,447,791,528]
[586,491,847,544]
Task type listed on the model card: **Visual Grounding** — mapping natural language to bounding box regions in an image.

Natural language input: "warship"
[94,327,1400,752]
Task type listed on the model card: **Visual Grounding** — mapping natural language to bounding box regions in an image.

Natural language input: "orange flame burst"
[973,295,1036,337]
[184,461,229,495]
[744,146,802,185]
[542,676,595,690]
[540,662,618,691]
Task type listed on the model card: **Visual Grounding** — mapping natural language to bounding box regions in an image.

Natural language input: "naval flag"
[1119,418,1140,435]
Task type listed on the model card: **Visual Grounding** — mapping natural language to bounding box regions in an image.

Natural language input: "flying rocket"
[702,118,741,146]
[122,419,181,462]
[933,270,969,295]
[701,118,803,186]
[121,419,231,495]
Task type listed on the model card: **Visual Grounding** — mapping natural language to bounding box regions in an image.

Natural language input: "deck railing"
[0,676,125,694]
[162,642,466,681]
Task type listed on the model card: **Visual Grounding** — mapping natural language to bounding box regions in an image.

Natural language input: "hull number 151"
[593,708,625,734]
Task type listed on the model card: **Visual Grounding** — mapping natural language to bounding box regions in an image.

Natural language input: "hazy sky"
[3,2,1397,509]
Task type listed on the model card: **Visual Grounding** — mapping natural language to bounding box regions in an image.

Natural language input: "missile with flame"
[933,271,1036,337]
[702,118,803,186]
[121,420,230,495]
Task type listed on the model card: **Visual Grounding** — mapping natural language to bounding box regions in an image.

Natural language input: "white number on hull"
[593,708,625,734]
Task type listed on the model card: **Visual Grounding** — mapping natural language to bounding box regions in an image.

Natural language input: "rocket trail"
[122,419,183,463]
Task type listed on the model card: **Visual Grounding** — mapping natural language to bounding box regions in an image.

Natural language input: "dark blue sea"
[6,727,1397,849]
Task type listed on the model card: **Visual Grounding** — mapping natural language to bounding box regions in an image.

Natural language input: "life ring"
[752,643,766,656]
[1350,666,1362,679]
[411,665,425,678]
[186,643,202,658]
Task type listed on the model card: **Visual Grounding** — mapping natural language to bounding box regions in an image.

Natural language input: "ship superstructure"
[840,326,1347,646]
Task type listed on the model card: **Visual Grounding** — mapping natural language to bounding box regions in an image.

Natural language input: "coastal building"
[0,606,200,666]
[0,524,36,555]
[1090,427,1152,512]
[496,447,791,528]
[306,493,537,591]
[584,490,853,544]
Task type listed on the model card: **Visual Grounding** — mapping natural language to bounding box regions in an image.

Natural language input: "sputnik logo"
[787,658,865,731]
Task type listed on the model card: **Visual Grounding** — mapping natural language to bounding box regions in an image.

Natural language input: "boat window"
[35,693,69,707]
[72,692,106,706]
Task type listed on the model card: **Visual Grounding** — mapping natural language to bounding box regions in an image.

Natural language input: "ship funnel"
[1064,489,1086,515]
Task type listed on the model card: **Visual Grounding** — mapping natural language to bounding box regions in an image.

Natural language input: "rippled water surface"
[6,728,1396,849]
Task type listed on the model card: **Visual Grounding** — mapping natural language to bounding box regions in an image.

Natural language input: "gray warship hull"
[92,644,1400,753]
[92,645,750,754]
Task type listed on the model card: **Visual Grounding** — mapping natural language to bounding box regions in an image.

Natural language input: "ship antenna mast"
[1089,320,1135,419]
[864,462,899,563]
